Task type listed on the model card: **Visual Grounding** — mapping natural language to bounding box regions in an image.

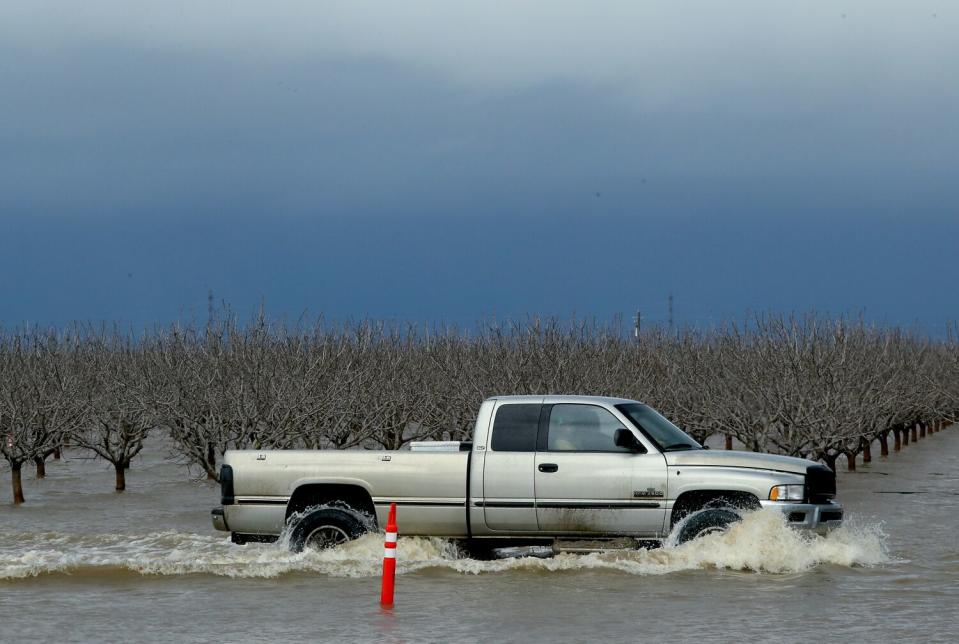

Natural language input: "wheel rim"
[695,525,728,539]
[304,524,350,550]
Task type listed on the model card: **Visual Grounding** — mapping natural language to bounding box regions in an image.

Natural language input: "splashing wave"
[0,510,888,581]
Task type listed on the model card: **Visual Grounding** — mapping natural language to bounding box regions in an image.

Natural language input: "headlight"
[769,484,804,502]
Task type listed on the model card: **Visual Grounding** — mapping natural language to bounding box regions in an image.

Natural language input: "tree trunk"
[845,452,857,471]
[879,431,889,457]
[893,428,902,451]
[919,421,927,439]
[724,434,733,450]
[115,463,126,492]
[12,462,25,504]
[862,439,872,463]
[53,446,61,460]
[909,425,917,442]
[34,456,46,479]
[903,427,910,446]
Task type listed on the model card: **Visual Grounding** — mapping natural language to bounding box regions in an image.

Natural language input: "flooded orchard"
[2,430,958,643]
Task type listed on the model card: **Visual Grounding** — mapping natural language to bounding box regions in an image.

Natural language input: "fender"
[667,466,804,508]
[286,476,375,499]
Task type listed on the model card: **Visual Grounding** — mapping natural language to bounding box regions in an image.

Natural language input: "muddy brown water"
[2,430,958,643]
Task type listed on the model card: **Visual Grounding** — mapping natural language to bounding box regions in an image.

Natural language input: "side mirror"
[614,428,645,453]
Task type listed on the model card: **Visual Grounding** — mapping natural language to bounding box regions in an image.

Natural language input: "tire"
[675,508,741,544]
[288,506,370,553]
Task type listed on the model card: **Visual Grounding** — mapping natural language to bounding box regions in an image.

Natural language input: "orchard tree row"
[1,312,956,503]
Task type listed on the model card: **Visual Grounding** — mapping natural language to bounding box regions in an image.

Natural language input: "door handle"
[538,463,559,473]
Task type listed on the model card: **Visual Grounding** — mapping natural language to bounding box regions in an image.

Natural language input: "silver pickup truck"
[211,396,842,552]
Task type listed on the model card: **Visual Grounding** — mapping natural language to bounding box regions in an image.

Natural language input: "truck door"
[481,401,542,532]
[534,403,667,537]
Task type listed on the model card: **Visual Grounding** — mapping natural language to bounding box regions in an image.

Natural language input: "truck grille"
[805,464,836,504]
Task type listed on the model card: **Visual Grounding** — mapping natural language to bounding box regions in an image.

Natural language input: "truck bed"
[224,449,471,537]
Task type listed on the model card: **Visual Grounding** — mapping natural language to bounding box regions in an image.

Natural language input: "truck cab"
[472,396,671,537]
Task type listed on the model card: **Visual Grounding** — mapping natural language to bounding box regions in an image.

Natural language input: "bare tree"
[71,330,153,491]
[0,329,87,503]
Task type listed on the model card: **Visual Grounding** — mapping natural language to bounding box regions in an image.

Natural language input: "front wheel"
[675,508,741,544]
[288,507,370,552]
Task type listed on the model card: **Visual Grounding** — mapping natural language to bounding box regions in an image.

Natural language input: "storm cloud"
[1,2,956,329]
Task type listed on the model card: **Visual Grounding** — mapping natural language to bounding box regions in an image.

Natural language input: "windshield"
[615,403,702,451]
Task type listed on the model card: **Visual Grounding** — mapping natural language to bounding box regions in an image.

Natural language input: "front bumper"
[211,506,229,532]
[760,500,843,533]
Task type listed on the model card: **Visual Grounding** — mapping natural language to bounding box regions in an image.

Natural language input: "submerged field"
[2,429,958,643]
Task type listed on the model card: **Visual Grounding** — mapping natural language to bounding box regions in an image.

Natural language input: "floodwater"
[2,430,958,643]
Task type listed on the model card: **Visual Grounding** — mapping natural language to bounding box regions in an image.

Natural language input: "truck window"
[547,404,631,452]
[490,404,541,452]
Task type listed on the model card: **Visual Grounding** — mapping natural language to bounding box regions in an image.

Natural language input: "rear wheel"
[675,508,741,544]
[288,507,370,552]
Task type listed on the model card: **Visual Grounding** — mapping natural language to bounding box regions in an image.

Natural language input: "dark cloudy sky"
[2,2,956,331]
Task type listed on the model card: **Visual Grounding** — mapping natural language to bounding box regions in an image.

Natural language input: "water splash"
[0,510,888,581]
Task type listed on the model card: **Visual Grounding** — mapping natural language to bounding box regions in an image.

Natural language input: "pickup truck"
[211,396,843,552]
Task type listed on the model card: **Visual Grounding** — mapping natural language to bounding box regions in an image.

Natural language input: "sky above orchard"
[2,1,957,332]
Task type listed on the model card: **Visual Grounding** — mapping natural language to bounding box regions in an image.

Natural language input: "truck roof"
[489,394,642,405]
